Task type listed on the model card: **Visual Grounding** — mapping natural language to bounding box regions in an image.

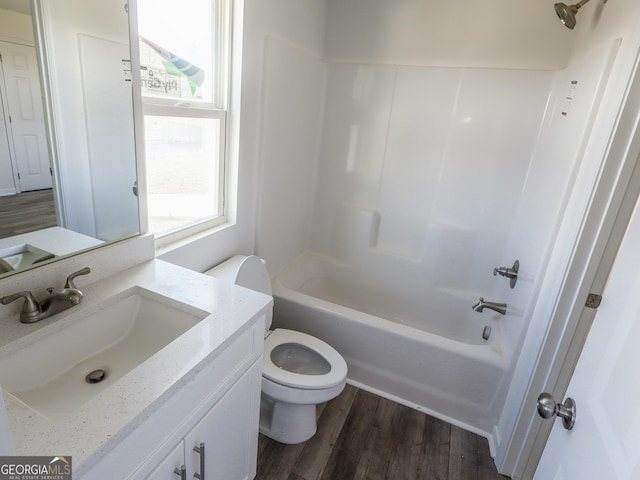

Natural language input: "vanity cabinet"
[82,316,265,480]
[142,362,261,480]
[183,365,259,480]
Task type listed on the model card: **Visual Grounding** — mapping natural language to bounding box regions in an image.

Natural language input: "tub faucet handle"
[493,260,519,288]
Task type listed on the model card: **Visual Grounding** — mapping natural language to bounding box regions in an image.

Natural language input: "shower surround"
[257,34,555,437]
[254,0,620,457]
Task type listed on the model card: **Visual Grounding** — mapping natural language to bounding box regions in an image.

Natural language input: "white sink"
[0,287,208,419]
[0,244,55,273]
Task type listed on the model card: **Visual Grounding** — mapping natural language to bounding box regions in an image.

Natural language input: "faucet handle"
[1,291,41,316]
[65,267,91,289]
[493,260,519,288]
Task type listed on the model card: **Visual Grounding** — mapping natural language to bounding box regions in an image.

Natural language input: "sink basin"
[0,244,55,273]
[0,287,208,419]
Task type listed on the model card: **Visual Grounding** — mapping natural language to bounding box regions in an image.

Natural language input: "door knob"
[537,392,576,430]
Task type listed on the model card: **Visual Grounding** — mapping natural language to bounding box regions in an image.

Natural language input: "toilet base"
[259,393,318,444]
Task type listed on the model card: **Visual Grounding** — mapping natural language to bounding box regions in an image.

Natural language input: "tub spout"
[472,297,507,316]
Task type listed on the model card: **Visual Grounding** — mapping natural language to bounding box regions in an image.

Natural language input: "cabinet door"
[184,362,262,480]
[143,440,185,480]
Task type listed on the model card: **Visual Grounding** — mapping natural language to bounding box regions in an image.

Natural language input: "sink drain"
[86,369,107,384]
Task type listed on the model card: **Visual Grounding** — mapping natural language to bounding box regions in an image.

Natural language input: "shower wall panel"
[311,64,553,313]
[255,37,326,273]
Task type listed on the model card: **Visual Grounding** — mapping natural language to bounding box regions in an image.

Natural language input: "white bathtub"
[271,253,509,443]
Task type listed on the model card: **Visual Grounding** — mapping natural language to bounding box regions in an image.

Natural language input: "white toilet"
[205,255,348,444]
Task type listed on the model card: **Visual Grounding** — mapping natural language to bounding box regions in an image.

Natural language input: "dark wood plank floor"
[0,189,57,238]
[257,385,510,480]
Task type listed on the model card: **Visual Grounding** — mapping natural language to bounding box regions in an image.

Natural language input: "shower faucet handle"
[493,260,519,288]
[493,266,516,278]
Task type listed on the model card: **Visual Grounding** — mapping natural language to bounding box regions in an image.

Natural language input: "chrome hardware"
[174,465,187,480]
[86,369,107,384]
[482,325,492,341]
[0,267,91,323]
[493,259,519,288]
[0,291,41,322]
[585,293,602,309]
[65,267,91,289]
[554,0,607,31]
[537,392,576,430]
[193,442,205,480]
[472,297,507,316]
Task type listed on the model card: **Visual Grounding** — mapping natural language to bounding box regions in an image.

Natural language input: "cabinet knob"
[194,442,205,480]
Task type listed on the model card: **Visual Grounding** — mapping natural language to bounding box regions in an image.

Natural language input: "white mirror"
[0,0,140,277]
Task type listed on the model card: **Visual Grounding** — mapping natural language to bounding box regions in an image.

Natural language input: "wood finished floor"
[257,385,510,480]
[0,189,57,238]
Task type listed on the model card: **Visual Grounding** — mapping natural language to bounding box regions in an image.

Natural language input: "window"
[137,0,229,241]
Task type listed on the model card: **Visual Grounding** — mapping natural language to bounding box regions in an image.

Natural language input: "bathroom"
[0,0,640,478]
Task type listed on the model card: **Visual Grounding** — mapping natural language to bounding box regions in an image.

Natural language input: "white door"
[0,41,51,192]
[534,197,640,479]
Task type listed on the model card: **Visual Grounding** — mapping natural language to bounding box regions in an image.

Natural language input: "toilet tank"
[205,255,273,331]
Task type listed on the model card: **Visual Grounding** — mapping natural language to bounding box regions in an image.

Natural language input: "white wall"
[0,8,33,42]
[247,0,328,275]
[174,0,576,280]
[254,37,325,273]
[159,0,328,273]
[324,0,574,69]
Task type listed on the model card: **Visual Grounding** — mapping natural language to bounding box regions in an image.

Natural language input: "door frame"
[0,58,17,196]
[0,40,22,194]
[500,40,640,479]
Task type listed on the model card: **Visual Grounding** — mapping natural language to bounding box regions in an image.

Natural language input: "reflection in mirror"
[0,0,140,278]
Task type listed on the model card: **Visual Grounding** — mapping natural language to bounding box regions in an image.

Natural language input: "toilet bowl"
[205,255,348,444]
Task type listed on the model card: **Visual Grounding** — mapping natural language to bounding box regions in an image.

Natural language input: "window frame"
[138,0,232,245]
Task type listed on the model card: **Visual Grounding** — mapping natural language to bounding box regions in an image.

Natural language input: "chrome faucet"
[1,267,91,323]
[472,297,507,316]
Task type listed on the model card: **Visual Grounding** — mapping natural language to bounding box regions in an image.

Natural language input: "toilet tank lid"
[206,255,272,296]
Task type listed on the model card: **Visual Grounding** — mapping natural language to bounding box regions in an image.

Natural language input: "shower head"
[554,0,590,29]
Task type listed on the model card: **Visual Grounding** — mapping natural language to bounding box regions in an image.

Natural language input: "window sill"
[154,220,235,258]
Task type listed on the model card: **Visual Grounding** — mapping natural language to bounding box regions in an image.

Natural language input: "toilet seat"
[263,329,347,390]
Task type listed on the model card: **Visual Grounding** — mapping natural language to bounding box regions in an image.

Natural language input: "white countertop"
[0,259,272,472]
[0,227,104,257]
